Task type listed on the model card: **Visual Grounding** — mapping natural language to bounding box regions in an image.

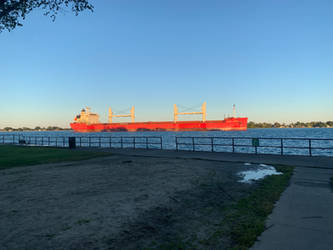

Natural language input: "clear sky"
[1,0,332,128]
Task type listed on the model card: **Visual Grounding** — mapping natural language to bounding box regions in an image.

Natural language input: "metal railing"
[1,135,333,157]
[0,135,163,150]
[175,137,333,157]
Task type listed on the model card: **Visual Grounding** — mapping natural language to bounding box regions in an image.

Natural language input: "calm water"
[1,128,333,156]
[2,128,333,138]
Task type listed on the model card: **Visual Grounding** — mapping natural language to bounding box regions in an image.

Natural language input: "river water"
[1,128,333,156]
[2,128,333,138]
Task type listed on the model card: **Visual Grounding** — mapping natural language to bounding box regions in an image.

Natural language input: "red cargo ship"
[70,103,248,132]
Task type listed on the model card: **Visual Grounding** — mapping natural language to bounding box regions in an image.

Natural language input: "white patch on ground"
[244,163,252,166]
[238,164,283,183]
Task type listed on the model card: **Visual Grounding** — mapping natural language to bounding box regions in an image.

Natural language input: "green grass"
[223,165,294,249]
[152,165,294,250]
[0,145,112,170]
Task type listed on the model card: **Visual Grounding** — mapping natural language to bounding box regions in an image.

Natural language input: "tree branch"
[0,0,93,32]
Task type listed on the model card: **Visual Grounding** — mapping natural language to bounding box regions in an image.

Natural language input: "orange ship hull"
[70,117,248,132]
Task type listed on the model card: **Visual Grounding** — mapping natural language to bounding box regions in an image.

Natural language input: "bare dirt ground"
[0,154,257,249]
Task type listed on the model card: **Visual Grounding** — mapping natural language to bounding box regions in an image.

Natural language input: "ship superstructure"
[74,107,100,124]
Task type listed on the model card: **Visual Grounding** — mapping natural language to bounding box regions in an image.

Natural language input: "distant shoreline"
[0,128,72,132]
[248,121,333,129]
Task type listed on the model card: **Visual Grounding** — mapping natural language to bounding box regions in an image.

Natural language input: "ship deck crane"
[108,106,135,123]
[174,102,206,123]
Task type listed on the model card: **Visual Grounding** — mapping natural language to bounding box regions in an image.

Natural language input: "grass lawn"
[223,165,294,249]
[0,145,112,170]
[0,145,294,249]
[156,165,294,250]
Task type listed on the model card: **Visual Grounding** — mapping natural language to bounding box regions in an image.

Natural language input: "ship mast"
[108,108,112,123]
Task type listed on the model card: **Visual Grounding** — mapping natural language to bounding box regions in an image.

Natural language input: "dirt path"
[0,155,256,249]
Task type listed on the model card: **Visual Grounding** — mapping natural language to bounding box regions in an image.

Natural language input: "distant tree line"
[248,121,333,129]
[0,126,71,131]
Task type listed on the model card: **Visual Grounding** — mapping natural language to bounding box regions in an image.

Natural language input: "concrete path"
[252,167,333,250]
[99,149,333,250]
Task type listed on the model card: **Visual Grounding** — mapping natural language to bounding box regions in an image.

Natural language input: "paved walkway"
[252,167,333,250]
[101,149,333,250]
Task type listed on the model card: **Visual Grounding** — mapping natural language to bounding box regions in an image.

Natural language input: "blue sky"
[1,0,332,128]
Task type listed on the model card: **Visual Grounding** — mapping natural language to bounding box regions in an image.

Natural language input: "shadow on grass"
[205,166,293,250]
[0,145,113,170]
[149,166,294,250]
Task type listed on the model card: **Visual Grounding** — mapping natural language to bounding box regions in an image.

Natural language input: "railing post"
[63,137,65,147]
[109,137,112,148]
[80,137,82,147]
[121,137,123,149]
[160,136,163,149]
[68,137,76,149]
[146,137,148,149]
[134,137,136,149]
[232,138,235,153]
[99,137,101,148]
[176,137,178,151]
[192,137,195,152]
[12,135,14,144]
[211,137,213,152]
[309,139,312,157]
[89,137,91,147]
[281,138,283,155]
